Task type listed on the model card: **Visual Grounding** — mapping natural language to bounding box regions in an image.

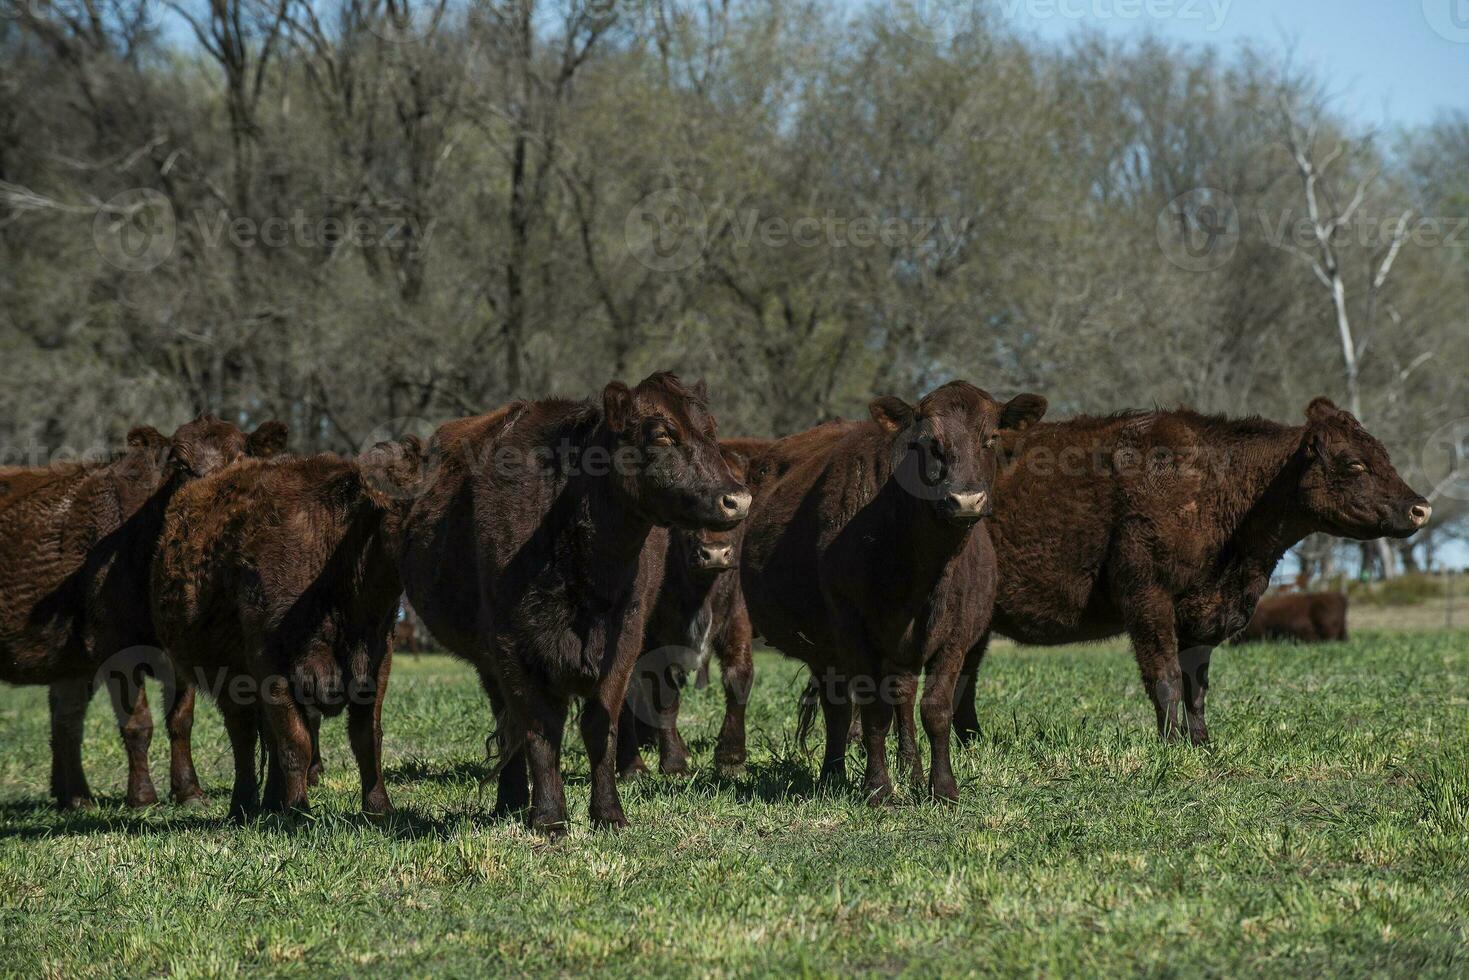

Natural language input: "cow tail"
[795,674,821,755]
[254,713,270,792]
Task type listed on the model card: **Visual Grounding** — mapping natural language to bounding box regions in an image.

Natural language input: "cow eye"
[1346,461,1367,474]
[984,434,998,449]
[649,427,676,448]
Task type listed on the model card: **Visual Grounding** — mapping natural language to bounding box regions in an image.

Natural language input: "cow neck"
[1210,426,1314,571]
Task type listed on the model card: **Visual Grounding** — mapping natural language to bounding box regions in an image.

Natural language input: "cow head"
[1297,397,1429,540]
[873,382,1047,526]
[166,415,289,479]
[672,447,751,576]
[602,373,751,531]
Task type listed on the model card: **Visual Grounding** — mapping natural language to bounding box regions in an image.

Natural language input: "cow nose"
[696,544,734,568]
[718,490,751,521]
[1409,502,1432,527]
[945,490,988,518]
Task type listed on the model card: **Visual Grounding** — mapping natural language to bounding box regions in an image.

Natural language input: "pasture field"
[2,634,1467,977]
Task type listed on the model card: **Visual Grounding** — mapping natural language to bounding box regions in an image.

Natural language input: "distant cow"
[398,373,749,835]
[953,398,1428,746]
[741,383,1046,804]
[0,416,287,809]
[618,439,770,779]
[1236,593,1348,644]
[152,439,423,819]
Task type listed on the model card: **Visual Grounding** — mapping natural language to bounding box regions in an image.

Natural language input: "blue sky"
[997,0,1469,129]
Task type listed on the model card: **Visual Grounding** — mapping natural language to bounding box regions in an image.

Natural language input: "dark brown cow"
[398,373,749,835]
[151,439,422,819]
[618,440,770,779]
[953,398,1427,744]
[1236,592,1349,643]
[741,383,1046,804]
[0,416,287,809]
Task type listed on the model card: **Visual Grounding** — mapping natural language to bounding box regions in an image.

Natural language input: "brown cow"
[1236,592,1348,643]
[151,438,422,819]
[741,383,1046,804]
[618,440,769,779]
[0,416,287,809]
[398,373,750,835]
[953,398,1428,745]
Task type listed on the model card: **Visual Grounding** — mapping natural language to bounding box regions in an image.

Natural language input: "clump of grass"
[1415,753,1469,834]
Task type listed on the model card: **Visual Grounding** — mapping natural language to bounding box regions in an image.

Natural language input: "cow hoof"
[363,805,396,823]
[126,790,160,810]
[864,782,894,807]
[307,766,323,787]
[716,761,747,780]
[533,819,569,840]
[617,762,649,782]
[174,792,209,809]
[659,758,691,778]
[929,778,959,804]
[56,795,95,812]
[591,814,629,831]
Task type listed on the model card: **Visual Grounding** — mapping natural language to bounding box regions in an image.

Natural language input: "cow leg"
[921,649,963,803]
[858,673,895,806]
[580,695,628,830]
[816,672,851,788]
[48,678,95,810]
[219,699,261,822]
[347,646,393,816]
[258,677,313,815]
[1179,645,1212,747]
[478,668,530,818]
[523,689,570,837]
[892,675,923,790]
[615,701,649,780]
[105,667,159,808]
[952,634,990,744]
[714,608,753,776]
[164,675,206,806]
[652,660,691,777]
[1121,588,1184,741]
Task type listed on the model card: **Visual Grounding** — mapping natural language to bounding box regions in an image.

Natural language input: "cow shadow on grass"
[0,797,241,840]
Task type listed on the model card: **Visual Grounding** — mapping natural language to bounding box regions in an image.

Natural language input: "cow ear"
[126,426,168,453]
[246,420,289,458]
[1000,393,1048,432]
[869,396,916,434]
[1305,397,1347,425]
[603,382,634,435]
[720,447,749,482]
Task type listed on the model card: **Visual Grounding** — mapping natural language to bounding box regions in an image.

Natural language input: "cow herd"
[0,373,1431,836]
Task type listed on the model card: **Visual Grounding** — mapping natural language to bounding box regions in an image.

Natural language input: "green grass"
[3,633,1468,977]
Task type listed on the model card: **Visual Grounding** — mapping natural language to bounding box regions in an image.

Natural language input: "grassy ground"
[2,633,1467,977]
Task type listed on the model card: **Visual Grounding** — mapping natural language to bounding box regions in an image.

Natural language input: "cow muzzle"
[942,490,989,523]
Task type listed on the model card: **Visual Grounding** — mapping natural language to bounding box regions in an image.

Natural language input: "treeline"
[0,0,1466,573]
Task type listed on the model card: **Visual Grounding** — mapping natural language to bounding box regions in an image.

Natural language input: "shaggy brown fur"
[953,398,1427,744]
[0,417,287,809]
[741,383,1046,803]
[617,440,771,779]
[397,373,750,835]
[151,439,423,819]
[1236,592,1349,644]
